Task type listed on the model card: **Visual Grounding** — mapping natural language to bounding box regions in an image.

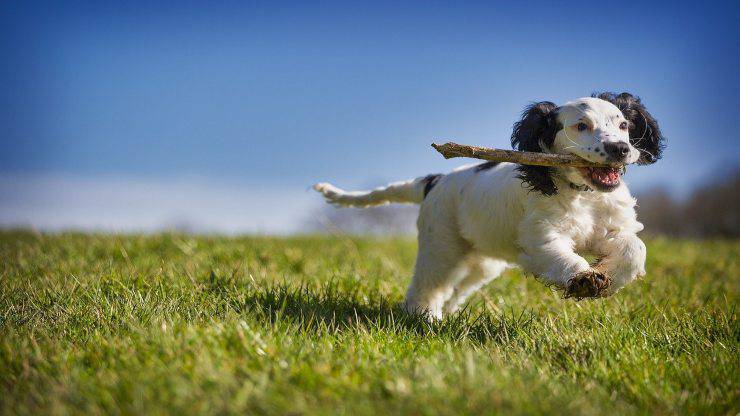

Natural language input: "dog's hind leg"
[403,229,469,320]
[442,257,510,315]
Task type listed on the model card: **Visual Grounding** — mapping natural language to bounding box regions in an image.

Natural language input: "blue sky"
[1,1,738,233]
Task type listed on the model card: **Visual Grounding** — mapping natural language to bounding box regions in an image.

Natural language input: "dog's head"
[511,92,664,195]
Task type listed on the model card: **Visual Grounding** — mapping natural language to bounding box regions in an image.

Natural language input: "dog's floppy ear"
[510,101,560,196]
[511,101,559,152]
[594,92,665,164]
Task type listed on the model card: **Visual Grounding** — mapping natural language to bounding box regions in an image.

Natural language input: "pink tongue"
[592,168,619,182]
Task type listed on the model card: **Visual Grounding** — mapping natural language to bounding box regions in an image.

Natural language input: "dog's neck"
[551,168,593,194]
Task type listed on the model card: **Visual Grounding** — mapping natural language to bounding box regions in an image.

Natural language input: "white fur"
[314,97,647,320]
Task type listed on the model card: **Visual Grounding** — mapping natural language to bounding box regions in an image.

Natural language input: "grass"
[0,231,738,415]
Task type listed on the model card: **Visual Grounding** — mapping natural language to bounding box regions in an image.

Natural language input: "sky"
[1,1,738,234]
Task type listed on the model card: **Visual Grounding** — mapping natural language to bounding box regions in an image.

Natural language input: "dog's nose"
[603,141,630,160]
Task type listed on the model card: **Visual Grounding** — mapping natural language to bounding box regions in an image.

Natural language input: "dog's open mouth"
[578,166,622,191]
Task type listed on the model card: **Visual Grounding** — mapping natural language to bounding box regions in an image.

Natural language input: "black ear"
[510,101,560,196]
[593,92,665,164]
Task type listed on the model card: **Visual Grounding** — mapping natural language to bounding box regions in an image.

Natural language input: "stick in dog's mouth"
[431,142,622,169]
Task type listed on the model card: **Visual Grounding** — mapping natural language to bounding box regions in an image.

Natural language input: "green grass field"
[1,231,737,415]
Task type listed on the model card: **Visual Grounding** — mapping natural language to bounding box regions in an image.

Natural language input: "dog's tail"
[313,174,442,208]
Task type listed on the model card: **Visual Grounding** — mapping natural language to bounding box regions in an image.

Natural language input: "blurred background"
[1,1,738,237]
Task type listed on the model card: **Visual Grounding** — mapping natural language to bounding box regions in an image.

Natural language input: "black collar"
[568,182,593,192]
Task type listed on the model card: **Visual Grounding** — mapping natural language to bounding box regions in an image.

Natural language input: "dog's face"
[554,98,640,192]
[511,92,664,195]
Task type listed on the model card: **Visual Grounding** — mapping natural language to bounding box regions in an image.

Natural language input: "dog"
[314,92,664,320]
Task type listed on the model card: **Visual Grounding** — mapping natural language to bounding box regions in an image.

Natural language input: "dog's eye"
[576,122,589,132]
[619,121,629,130]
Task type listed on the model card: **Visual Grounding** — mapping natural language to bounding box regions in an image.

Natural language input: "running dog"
[314,92,664,319]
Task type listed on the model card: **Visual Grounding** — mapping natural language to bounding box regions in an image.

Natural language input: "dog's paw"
[564,269,611,300]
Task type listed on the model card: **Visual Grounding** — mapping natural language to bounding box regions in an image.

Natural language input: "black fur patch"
[475,161,500,172]
[517,166,558,196]
[593,92,665,164]
[422,174,443,199]
[510,101,560,196]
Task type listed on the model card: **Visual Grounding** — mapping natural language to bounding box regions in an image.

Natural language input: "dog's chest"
[551,196,605,247]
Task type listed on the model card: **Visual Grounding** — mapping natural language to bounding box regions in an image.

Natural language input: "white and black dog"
[315,92,664,319]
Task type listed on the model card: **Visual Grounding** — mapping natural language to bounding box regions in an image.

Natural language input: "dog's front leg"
[517,220,609,299]
[593,232,647,295]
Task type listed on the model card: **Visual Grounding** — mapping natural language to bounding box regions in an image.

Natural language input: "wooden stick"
[431,142,616,168]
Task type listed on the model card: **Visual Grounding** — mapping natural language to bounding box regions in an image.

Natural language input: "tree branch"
[431,142,615,168]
